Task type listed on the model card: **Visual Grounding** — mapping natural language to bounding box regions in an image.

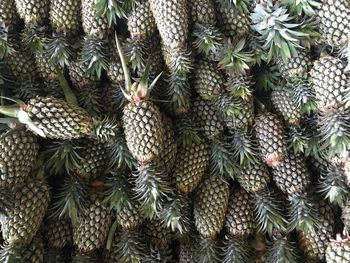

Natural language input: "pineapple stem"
[106,220,118,250]
[115,33,132,95]
[55,67,78,106]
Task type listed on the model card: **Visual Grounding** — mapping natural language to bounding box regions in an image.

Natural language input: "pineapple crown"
[282,0,321,16]
[95,0,136,27]
[0,22,14,59]
[115,33,162,104]
[251,2,309,62]
[217,0,251,13]
[192,23,223,57]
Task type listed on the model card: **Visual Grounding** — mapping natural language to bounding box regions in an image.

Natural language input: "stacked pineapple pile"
[0,0,350,262]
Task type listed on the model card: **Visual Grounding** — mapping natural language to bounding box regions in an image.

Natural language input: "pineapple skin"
[276,50,312,80]
[188,0,217,26]
[309,55,348,110]
[317,0,350,48]
[0,127,39,189]
[237,161,270,193]
[326,236,350,263]
[174,141,210,193]
[115,202,143,230]
[194,175,230,238]
[25,96,94,140]
[73,194,112,253]
[43,219,72,249]
[127,0,157,39]
[49,0,81,35]
[1,176,50,246]
[0,0,19,29]
[15,0,49,25]
[225,188,255,238]
[81,0,108,36]
[255,112,287,167]
[193,58,224,101]
[123,101,165,164]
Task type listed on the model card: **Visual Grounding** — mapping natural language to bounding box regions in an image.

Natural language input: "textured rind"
[127,0,157,39]
[23,235,45,263]
[144,219,172,250]
[326,238,350,263]
[2,177,50,246]
[188,0,217,26]
[317,0,350,48]
[216,5,250,38]
[192,98,224,139]
[43,220,72,249]
[271,89,302,126]
[0,0,19,29]
[222,96,254,131]
[193,59,224,101]
[174,141,210,193]
[310,55,348,109]
[15,0,49,25]
[81,0,108,36]
[255,112,287,167]
[225,188,255,237]
[49,0,81,35]
[194,175,230,238]
[149,0,189,49]
[276,50,312,80]
[0,128,39,189]
[271,152,311,195]
[73,194,112,253]
[123,101,165,164]
[7,48,38,81]
[299,200,334,261]
[115,202,143,230]
[237,161,270,193]
[26,96,94,140]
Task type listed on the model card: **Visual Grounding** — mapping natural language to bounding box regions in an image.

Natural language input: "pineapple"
[149,0,191,74]
[317,0,350,49]
[326,235,350,263]
[73,139,108,181]
[73,193,112,254]
[342,199,350,234]
[178,243,195,263]
[271,88,303,126]
[1,176,50,246]
[299,200,334,261]
[0,0,19,30]
[191,97,224,140]
[271,152,311,196]
[275,50,312,80]
[255,112,288,167]
[49,0,81,36]
[194,175,230,238]
[0,126,39,189]
[225,188,255,238]
[189,0,223,57]
[237,160,271,193]
[192,58,224,101]
[310,55,348,110]
[222,235,253,263]
[115,202,143,231]
[216,2,251,38]
[0,96,119,142]
[144,219,173,250]
[174,140,210,193]
[113,34,165,165]
[0,234,45,262]
[15,0,49,25]
[154,114,177,174]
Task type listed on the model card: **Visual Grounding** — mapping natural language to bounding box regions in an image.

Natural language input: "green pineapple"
[73,139,108,181]
[189,0,222,57]
[174,140,210,193]
[237,160,271,193]
[271,88,302,126]
[309,55,348,110]
[1,176,50,246]
[115,202,143,231]
[192,97,224,140]
[194,175,230,238]
[149,0,191,74]
[317,0,350,49]
[192,58,224,101]
[299,200,334,261]
[15,0,49,25]
[73,193,112,254]
[0,96,118,142]
[255,112,288,167]
[0,126,39,189]
[326,235,350,263]
[216,2,251,38]
[225,188,255,238]
[275,50,312,80]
